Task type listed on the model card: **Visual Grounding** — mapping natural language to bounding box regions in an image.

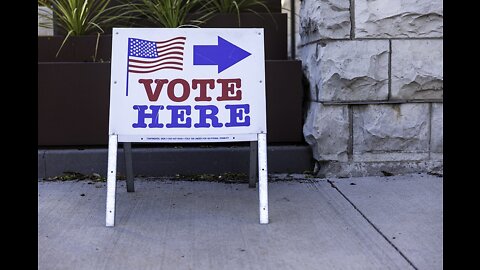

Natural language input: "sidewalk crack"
[326,179,418,270]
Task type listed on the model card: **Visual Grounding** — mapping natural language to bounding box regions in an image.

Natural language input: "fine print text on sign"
[109,28,267,143]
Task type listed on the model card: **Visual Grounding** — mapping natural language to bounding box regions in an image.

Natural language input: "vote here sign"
[108,28,266,143]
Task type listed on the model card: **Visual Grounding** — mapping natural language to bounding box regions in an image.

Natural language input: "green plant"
[38,0,133,58]
[201,0,271,26]
[203,0,268,13]
[123,0,210,28]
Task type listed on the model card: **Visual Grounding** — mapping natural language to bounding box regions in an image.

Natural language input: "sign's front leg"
[258,133,269,224]
[106,134,118,227]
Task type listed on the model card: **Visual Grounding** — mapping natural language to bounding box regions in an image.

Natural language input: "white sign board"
[106,28,269,227]
[109,28,266,143]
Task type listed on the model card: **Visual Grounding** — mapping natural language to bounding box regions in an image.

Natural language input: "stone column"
[299,0,443,177]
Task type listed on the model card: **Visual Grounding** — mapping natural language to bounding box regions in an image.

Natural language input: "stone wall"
[298,0,443,177]
[38,6,53,36]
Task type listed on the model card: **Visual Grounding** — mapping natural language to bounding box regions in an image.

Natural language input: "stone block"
[355,0,443,38]
[353,104,430,161]
[299,0,351,42]
[391,40,443,100]
[316,40,389,101]
[316,160,443,178]
[430,103,443,153]
[299,43,320,101]
[303,102,349,162]
[38,6,53,36]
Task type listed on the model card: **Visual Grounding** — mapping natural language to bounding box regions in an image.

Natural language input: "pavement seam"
[325,179,418,270]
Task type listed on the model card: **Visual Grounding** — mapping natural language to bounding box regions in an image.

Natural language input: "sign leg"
[106,134,118,227]
[124,142,135,192]
[258,133,269,224]
[249,141,258,188]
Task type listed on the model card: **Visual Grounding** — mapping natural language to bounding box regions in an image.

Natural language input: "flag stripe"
[157,51,183,58]
[128,66,183,73]
[156,46,185,54]
[128,56,183,64]
[156,41,186,49]
[128,52,183,63]
[129,61,183,69]
[154,36,186,44]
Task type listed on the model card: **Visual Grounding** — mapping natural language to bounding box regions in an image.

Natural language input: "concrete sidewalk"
[38,173,443,270]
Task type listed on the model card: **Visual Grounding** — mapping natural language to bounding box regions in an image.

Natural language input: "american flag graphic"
[127,36,186,73]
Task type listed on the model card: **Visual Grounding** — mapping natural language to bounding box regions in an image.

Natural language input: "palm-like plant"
[123,0,210,28]
[200,0,271,26]
[203,0,268,13]
[38,0,134,58]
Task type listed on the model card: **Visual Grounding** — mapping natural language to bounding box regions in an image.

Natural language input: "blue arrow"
[193,36,251,73]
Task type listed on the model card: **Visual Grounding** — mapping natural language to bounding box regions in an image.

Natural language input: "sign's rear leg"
[124,142,135,192]
[249,141,258,188]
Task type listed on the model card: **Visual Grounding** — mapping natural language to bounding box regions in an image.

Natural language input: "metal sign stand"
[106,28,268,227]
[106,134,269,227]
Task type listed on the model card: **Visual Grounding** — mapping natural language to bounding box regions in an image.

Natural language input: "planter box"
[52,0,283,34]
[45,13,286,61]
[265,60,304,143]
[251,0,282,13]
[201,13,287,60]
[38,60,304,146]
[38,62,111,146]
[38,35,112,62]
